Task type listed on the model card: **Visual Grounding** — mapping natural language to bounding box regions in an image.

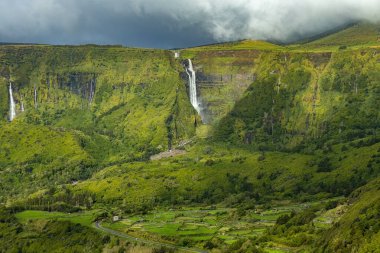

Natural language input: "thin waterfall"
[9,82,16,121]
[89,78,95,103]
[185,59,200,114]
[34,85,38,109]
[21,101,25,112]
[89,81,93,103]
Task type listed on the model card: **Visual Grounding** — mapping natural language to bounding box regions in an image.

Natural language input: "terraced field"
[11,195,349,252]
[99,197,344,251]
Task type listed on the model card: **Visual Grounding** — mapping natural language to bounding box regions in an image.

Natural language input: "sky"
[0,0,379,49]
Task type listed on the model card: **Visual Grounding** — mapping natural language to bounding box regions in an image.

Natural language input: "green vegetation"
[0,23,379,252]
[100,198,344,251]
[181,40,284,59]
[298,22,380,51]
[202,49,379,151]
[317,178,380,253]
[15,210,97,227]
[0,45,196,199]
[0,207,107,252]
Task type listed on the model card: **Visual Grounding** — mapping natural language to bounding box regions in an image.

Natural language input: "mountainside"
[317,178,380,253]
[0,23,379,252]
[0,45,197,199]
[301,22,380,50]
[211,50,379,151]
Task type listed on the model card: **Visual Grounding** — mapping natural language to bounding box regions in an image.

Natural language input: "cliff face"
[0,45,196,150]
[186,50,259,124]
[2,42,378,155]
[182,49,379,151]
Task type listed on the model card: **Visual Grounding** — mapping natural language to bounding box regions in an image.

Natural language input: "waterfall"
[34,85,38,109]
[185,59,201,115]
[89,79,95,103]
[9,83,16,121]
[21,101,25,112]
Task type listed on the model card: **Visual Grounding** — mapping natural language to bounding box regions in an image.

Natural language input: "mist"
[0,0,379,48]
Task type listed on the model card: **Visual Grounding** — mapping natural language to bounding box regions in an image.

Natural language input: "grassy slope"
[181,40,283,58]
[317,178,380,253]
[297,22,380,51]
[180,23,380,56]
[0,208,106,253]
[15,210,98,227]
[0,121,94,200]
[39,138,378,214]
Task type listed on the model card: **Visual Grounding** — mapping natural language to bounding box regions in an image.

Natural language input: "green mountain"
[301,22,380,50]
[0,45,197,198]
[0,23,379,252]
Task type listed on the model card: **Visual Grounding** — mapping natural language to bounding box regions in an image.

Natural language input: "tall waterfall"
[185,59,200,115]
[9,83,16,121]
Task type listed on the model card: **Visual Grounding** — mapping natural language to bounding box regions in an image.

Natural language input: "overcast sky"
[0,0,379,49]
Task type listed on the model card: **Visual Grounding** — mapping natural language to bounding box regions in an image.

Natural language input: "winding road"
[94,222,208,253]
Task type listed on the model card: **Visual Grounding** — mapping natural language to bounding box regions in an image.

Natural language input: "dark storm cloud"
[0,0,214,48]
[0,0,379,48]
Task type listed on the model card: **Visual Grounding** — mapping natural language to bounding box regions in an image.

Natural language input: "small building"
[174,51,180,58]
[113,216,119,222]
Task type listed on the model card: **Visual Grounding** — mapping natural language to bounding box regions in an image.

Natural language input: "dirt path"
[150,149,186,160]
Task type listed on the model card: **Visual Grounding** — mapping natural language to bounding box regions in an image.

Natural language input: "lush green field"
[11,195,347,252]
[82,197,346,251]
[15,210,98,227]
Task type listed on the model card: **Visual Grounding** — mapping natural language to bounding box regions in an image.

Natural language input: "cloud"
[0,0,379,48]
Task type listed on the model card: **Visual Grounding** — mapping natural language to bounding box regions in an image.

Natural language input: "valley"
[0,23,379,252]
[13,196,345,252]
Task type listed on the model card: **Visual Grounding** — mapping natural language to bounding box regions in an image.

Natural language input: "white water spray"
[185,59,201,115]
[9,83,16,121]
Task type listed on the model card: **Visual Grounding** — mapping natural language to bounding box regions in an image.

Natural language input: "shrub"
[203,146,213,155]
[102,235,111,244]
[204,241,216,249]
[153,247,174,253]
[317,157,334,172]
[205,159,215,166]
[325,200,339,210]
[276,213,293,225]
[257,154,265,161]
[338,45,347,50]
